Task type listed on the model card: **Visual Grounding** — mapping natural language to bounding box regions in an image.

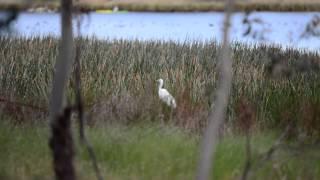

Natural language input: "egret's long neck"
[159,81,163,89]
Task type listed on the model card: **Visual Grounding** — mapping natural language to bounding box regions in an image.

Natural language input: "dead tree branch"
[255,126,290,169]
[245,125,291,180]
[241,132,252,180]
[196,0,235,179]
[0,96,46,112]
[74,16,103,180]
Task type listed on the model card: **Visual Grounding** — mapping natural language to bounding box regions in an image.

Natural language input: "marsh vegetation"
[1,37,320,134]
[0,37,320,179]
[3,0,320,12]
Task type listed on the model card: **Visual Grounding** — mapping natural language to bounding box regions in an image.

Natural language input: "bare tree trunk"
[196,0,235,179]
[49,107,76,180]
[49,0,76,179]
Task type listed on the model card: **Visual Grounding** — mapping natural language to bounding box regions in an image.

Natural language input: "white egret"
[156,78,177,108]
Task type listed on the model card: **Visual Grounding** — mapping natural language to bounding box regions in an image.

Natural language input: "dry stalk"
[196,0,235,179]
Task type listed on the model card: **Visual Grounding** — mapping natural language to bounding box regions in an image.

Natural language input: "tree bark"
[49,0,76,179]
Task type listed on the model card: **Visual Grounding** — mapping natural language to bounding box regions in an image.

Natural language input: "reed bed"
[80,2,320,12]
[2,1,320,12]
[0,37,319,138]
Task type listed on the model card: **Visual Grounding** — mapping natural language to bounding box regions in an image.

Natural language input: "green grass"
[0,120,319,179]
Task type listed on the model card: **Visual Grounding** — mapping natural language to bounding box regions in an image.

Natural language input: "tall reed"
[0,37,319,137]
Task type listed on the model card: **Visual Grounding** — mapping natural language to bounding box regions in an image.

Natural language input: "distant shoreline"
[1,2,320,12]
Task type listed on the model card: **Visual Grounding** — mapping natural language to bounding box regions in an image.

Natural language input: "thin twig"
[75,15,85,141]
[246,125,291,179]
[258,126,290,165]
[241,131,251,180]
[196,0,235,179]
[0,97,46,112]
[74,14,103,180]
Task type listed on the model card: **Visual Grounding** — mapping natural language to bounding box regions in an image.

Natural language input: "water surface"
[8,12,320,51]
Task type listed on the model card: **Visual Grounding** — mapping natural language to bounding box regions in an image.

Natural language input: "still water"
[6,12,320,51]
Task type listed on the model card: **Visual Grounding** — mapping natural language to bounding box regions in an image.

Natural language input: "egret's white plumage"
[157,79,177,108]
